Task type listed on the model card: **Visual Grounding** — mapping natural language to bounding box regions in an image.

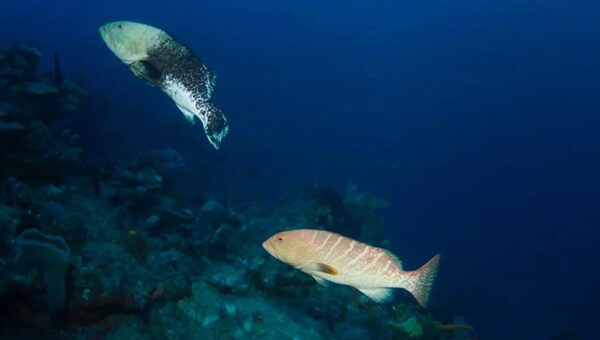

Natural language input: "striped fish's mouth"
[262,239,281,261]
[262,240,274,255]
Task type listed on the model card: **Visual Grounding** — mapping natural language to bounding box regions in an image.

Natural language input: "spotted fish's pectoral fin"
[358,287,395,303]
[197,102,229,150]
[311,274,329,286]
[306,262,339,275]
[175,104,196,124]
[129,60,162,86]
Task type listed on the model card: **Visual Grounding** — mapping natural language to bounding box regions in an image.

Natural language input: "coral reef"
[0,44,476,339]
[0,45,84,184]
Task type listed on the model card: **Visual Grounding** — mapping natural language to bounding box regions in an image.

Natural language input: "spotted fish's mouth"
[98,25,110,44]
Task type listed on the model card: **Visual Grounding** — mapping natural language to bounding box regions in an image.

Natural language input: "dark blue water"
[3,1,600,339]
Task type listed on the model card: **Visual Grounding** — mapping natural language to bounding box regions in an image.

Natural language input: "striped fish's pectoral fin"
[316,263,339,275]
[175,104,196,124]
[306,262,339,275]
[358,287,395,303]
[311,274,328,286]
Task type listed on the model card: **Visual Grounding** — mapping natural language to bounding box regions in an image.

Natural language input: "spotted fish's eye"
[277,237,283,241]
[117,24,123,30]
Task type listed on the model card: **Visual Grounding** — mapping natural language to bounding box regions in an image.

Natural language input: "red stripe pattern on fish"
[263,229,440,307]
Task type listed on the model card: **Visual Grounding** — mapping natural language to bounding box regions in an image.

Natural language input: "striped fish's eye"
[117,24,123,30]
[277,237,283,241]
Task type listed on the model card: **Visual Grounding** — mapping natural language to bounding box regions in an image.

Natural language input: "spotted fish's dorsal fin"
[358,287,395,303]
[306,262,339,275]
[383,249,403,271]
[205,69,217,99]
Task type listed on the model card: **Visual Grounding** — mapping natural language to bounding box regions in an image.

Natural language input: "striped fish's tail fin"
[400,254,440,308]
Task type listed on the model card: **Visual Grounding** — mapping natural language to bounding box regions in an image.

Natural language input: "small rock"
[232,329,246,340]
[25,82,59,95]
[137,148,185,169]
[135,168,162,185]
[391,316,423,338]
[160,204,195,222]
[335,314,376,340]
[210,223,236,249]
[201,314,219,328]
[207,265,249,295]
[16,45,42,64]
[306,300,346,325]
[0,121,25,133]
[145,236,165,249]
[146,215,160,226]
[163,234,184,248]
[242,316,253,333]
[223,303,237,316]
[201,199,225,220]
[42,184,64,196]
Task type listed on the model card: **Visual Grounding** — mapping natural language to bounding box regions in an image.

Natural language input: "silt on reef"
[0,44,475,340]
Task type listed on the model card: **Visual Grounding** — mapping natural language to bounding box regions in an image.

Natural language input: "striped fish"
[263,229,440,307]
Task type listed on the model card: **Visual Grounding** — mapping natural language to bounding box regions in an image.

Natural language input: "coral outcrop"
[0,45,84,183]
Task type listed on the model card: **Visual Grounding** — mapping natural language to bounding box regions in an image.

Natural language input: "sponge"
[15,228,71,313]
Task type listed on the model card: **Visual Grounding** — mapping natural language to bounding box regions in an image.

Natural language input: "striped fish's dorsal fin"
[383,249,403,271]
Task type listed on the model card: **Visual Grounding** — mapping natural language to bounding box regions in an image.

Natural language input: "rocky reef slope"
[0,45,476,340]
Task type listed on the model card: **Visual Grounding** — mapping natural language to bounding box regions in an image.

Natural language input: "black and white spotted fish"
[99,21,228,149]
[263,229,441,307]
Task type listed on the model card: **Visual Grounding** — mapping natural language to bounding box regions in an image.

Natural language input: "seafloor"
[0,45,478,340]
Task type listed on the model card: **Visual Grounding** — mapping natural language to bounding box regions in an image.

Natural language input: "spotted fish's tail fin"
[399,254,440,308]
[199,102,229,150]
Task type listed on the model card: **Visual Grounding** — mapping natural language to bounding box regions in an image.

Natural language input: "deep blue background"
[3,1,600,339]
